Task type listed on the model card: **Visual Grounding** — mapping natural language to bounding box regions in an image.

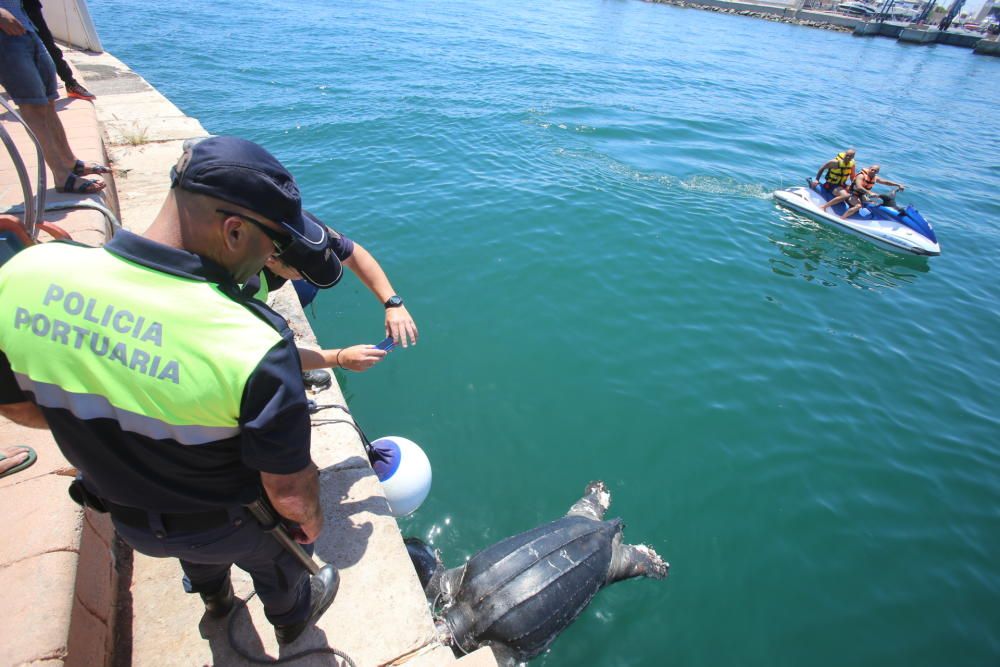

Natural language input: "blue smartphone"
[375,336,395,352]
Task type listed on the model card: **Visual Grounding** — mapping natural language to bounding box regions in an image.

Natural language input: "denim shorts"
[0,30,58,105]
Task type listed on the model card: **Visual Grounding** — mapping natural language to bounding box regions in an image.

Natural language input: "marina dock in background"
[644,0,1000,53]
[0,38,496,667]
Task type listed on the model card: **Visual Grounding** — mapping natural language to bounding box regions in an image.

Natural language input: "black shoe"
[274,564,339,645]
[200,576,234,618]
[302,369,332,391]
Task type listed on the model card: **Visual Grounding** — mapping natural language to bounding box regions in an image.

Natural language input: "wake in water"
[552,146,773,200]
[677,174,771,200]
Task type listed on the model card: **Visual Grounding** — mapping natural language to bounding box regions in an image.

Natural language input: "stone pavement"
[1,46,495,666]
[1,52,123,667]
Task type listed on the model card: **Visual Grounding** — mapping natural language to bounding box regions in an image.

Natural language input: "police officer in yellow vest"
[0,136,341,645]
[812,148,857,208]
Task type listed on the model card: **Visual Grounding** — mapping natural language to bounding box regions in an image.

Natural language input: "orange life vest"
[854,169,877,191]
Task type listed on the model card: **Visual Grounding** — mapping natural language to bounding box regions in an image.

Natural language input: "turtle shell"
[442,515,622,660]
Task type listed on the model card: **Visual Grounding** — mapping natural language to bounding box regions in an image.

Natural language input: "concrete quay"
[644,0,860,31]
[644,0,1000,54]
[973,36,1000,55]
[1,46,495,666]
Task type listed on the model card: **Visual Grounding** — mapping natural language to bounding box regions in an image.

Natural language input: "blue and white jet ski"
[773,180,940,256]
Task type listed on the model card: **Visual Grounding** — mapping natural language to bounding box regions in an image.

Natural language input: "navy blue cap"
[278,211,344,289]
[171,136,339,286]
[293,211,347,288]
[171,136,327,245]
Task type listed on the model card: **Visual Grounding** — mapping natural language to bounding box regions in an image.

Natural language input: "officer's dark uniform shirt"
[0,232,311,512]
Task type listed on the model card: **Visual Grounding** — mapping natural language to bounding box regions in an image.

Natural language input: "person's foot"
[57,173,106,194]
[66,81,96,101]
[72,159,111,176]
[200,576,235,618]
[274,565,339,645]
[0,446,36,479]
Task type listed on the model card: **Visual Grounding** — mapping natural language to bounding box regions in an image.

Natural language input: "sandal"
[72,159,111,176]
[0,446,37,479]
[58,173,105,194]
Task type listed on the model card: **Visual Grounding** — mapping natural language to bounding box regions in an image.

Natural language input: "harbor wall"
[973,36,1000,54]
[854,21,905,37]
[645,0,997,51]
[645,0,861,30]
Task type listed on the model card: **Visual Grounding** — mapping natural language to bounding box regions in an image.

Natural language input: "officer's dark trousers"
[114,509,312,626]
[23,0,76,86]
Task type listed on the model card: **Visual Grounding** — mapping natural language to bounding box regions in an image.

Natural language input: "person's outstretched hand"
[338,344,387,372]
[385,306,418,348]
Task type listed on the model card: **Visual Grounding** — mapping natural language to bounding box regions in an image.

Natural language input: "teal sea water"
[91,1,999,664]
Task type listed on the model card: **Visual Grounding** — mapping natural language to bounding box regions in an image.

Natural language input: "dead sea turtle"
[405,480,668,663]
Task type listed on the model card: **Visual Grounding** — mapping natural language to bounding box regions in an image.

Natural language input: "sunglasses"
[216,208,290,256]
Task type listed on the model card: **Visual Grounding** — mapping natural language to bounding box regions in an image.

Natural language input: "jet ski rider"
[812,148,856,207]
[839,164,905,220]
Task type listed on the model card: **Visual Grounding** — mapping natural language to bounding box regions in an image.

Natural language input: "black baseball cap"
[170,136,341,287]
[278,211,344,288]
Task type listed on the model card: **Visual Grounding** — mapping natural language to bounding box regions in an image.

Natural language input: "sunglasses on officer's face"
[216,209,291,257]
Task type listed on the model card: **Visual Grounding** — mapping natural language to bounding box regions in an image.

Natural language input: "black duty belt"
[104,500,233,534]
[68,477,235,534]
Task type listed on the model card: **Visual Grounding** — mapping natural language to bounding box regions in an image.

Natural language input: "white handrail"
[0,97,46,240]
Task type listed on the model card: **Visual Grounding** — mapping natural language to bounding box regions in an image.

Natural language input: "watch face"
[386,295,403,307]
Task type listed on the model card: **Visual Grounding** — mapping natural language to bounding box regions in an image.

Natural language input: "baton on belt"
[245,496,320,576]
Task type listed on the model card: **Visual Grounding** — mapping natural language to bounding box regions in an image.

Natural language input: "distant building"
[975,0,998,21]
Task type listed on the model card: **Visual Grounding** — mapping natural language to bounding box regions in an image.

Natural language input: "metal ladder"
[0,95,121,243]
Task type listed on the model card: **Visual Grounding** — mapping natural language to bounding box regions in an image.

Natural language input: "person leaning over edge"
[0,136,339,645]
[253,212,419,373]
[813,148,857,212]
[840,164,904,220]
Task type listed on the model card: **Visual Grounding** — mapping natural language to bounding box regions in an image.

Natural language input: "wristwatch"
[384,295,404,308]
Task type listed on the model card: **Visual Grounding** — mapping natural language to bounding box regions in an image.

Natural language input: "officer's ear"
[219,213,249,252]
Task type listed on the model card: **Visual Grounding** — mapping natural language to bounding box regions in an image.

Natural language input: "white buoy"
[370,436,432,517]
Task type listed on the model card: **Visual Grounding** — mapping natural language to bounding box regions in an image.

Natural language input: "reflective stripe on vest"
[825,152,855,186]
[0,243,283,444]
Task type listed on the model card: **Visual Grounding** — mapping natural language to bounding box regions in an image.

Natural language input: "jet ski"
[773,180,940,256]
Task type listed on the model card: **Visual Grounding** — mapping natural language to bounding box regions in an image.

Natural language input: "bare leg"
[841,203,862,219]
[819,187,849,211]
[16,102,105,192]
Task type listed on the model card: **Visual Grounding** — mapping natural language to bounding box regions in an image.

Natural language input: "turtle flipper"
[566,480,610,520]
[607,532,669,584]
[404,537,446,601]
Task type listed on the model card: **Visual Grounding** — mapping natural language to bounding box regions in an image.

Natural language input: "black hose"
[308,402,378,461]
